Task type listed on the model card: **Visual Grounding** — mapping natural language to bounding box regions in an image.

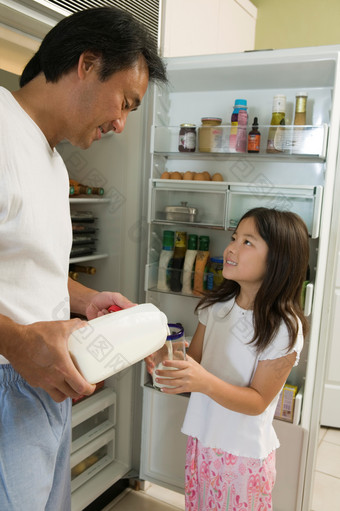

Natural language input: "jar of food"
[198,117,223,153]
[207,257,224,290]
[178,123,196,152]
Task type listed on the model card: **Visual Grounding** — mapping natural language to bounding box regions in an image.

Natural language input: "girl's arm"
[157,350,297,416]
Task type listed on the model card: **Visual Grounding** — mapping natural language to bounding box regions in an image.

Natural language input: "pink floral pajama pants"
[185,436,276,511]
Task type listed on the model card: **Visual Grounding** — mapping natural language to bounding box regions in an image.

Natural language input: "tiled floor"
[105,427,340,511]
[311,427,340,511]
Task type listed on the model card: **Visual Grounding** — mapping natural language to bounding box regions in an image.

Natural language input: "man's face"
[67,54,149,149]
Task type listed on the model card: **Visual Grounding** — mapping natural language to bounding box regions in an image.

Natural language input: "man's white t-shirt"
[0,87,72,363]
[181,298,303,459]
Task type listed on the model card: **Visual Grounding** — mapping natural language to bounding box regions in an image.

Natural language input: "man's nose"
[112,113,128,134]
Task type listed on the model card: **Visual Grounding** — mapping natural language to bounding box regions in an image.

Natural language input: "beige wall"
[252,0,340,50]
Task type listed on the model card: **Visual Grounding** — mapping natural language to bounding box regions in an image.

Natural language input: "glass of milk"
[152,323,186,390]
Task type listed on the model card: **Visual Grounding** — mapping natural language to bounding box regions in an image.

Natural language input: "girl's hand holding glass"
[154,354,208,394]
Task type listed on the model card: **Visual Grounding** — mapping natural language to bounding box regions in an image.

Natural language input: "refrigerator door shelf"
[71,387,117,454]
[70,428,115,492]
[145,262,209,298]
[152,124,328,159]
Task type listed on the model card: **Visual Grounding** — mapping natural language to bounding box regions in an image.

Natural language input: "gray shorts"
[0,364,72,511]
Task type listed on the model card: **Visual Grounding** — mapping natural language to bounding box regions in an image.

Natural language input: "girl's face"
[223,217,269,291]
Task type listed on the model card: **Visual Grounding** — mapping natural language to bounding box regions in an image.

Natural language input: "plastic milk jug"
[68,303,169,384]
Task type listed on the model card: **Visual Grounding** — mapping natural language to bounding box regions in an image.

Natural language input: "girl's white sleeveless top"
[181,298,303,459]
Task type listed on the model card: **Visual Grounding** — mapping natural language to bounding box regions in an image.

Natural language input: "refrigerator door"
[139,46,340,511]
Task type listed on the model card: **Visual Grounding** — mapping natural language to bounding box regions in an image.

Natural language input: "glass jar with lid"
[198,117,223,153]
[178,123,196,152]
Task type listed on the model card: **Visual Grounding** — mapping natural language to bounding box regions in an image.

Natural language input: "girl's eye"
[244,239,252,246]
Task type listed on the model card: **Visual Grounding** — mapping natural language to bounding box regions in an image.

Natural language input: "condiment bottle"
[70,264,97,275]
[91,187,105,196]
[293,92,308,154]
[193,235,210,296]
[247,117,261,153]
[178,123,196,152]
[294,92,308,125]
[157,230,175,291]
[266,95,286,153]
[169,231,187,292]
[198,117,223,153]
[229,99,247,152]
[207,257,224,290]
[182,234,198,295]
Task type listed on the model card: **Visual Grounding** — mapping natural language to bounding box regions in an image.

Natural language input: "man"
[0,6,167,510]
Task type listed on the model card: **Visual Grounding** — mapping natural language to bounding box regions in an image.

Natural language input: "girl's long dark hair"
[197,207,309,353]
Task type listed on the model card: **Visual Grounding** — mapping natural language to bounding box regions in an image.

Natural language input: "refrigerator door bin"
[71,388,116,453]
[150,180,227,228]
[227,184,323,238]
[145,262,209,297]
[71,428,115,492]
[152,125,328,158]
[140,388,188,493]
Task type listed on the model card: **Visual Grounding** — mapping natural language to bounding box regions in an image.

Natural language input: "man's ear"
[77,51,101,79]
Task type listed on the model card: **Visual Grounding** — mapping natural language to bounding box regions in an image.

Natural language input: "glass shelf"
[69,253,109,264]
[152,124,328,160]
[69,198,111,204]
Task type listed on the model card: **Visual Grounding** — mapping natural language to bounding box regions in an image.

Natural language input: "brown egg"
[203,171,211,181]
[161,171,170,179]
[194,173,205,181]
[183,171,194,180]
[212,173,223,181]
[171,171,182,180]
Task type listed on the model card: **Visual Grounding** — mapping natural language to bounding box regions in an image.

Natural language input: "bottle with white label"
[157,230,175,291]
[182,234,198,295]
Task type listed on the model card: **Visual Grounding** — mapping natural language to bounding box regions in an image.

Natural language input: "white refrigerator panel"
[141,46,340,511]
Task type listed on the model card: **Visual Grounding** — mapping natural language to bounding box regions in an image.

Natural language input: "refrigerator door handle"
[304,283,314,317]
[311,186,323,239]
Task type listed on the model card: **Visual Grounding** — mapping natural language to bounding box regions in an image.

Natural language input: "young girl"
[155,207,309,511]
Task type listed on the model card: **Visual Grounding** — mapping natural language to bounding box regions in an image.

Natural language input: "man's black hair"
[20,6,167,86]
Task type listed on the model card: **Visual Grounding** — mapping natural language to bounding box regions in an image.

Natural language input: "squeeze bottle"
[157,230,175,291]
[169,231,187,292]
[229,99,247,152]
[182,234,198,295]
[68,303,169,383]
[193,235,210,296]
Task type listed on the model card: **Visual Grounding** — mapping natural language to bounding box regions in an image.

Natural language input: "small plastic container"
[207,257,224,290]
[152,323,186,390]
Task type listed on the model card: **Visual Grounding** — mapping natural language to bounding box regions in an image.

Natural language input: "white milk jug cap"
[68,303,169,383]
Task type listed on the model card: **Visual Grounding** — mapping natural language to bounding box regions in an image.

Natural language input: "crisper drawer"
[71,428,115,492]
[150,180,228,228]
[72,387,116,453]
[227,184,323,238]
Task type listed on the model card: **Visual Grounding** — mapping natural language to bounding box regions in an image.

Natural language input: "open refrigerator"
[57,46,340,511]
